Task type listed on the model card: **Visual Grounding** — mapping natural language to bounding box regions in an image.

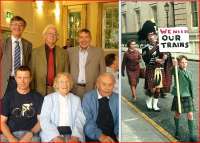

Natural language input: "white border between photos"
[118,0,122,142]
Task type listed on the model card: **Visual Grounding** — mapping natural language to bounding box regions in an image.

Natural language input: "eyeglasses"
[46,33,58,37]
[11,23,25,27]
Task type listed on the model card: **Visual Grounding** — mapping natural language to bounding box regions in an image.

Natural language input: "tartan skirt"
[127,69,140,86]
[171,96,195,113]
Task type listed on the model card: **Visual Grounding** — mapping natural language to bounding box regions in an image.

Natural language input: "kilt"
[144,67,164,90]
[171,96,195,113]
[162,70,172,92]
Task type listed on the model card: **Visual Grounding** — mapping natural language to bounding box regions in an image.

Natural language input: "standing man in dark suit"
[0,16,32,99]
[67,29,106,99]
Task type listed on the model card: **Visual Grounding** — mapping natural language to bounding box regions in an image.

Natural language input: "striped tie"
[14,41,21,71]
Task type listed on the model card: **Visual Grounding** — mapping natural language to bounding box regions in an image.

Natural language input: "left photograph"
[0,1,119,142]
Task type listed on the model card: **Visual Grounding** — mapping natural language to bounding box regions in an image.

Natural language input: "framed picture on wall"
[63,5,86,48]
[102,3,119,50]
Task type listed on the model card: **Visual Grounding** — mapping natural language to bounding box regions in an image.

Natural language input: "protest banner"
[158,27,189,53]
[158,27,190,113]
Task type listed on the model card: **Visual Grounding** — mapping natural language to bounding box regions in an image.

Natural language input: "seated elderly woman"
[39,73,85,142]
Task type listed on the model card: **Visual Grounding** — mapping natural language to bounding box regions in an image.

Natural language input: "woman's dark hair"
[105,53,116,67]
[127,39,136,48]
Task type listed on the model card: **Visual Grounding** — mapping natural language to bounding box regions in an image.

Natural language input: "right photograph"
[121,0,199,142]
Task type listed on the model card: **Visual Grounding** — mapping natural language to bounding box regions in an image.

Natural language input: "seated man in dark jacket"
[82,72,119,142]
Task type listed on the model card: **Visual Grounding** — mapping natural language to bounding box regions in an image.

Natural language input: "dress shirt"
[58,94,71,126]
[77,48,88,84]
[97,89,109,99]
[106,67,119,93]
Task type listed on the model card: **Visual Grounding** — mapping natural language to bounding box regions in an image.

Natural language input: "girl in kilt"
[171,55,197,141]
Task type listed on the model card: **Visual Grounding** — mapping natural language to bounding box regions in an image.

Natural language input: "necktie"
[47,48,54,86]
[14,41,21,71]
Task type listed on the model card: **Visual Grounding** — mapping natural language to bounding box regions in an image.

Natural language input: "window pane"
[191,1,198,27]
[103,4,119,49]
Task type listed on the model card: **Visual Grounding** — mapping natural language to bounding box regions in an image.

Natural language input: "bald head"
[96,73,115,97]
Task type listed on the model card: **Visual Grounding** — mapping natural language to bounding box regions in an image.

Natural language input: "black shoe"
[190,136,198,142]
[175,132,180,140]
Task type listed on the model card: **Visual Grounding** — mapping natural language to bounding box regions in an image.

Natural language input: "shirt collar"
[11,35,21,43]
[106,67,114,73]
[97,89,109,99]
[79,46,90,52]
[57,92,70,99]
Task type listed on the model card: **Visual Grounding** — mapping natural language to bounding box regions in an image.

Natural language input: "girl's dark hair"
[127,39,136,48]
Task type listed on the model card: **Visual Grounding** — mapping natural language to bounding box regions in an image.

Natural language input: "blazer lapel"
[182,70,190,81]
[21,39,26,65]
[55,46,59,74]
[6,38,12,69]
[41,45,47,76]
[75,47,79,67]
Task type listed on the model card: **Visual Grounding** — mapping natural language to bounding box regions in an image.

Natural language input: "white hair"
[42,24,58,36]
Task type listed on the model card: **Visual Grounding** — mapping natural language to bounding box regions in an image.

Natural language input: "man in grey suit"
[0,16,32,99]
[67,29,106,99]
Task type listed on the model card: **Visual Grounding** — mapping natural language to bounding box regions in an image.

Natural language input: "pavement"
[121,55,199,142]
[121,97,177,142]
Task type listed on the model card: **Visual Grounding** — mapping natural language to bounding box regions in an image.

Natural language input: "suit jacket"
[171,68,194,98]
[67,47,106,94]
[31,45,69,96]
[0,37,32,98]
[82,90,119,140]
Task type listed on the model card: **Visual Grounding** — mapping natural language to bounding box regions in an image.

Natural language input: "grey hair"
[96,72,116,85]
[42,24,58,36]
[53,72,74,91]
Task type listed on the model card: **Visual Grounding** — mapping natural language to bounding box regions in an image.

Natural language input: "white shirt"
[97,89,109,99]
[58,94,71,126]
[77,48,88,84]
[106,67,119,93]
[11,36,23,76]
